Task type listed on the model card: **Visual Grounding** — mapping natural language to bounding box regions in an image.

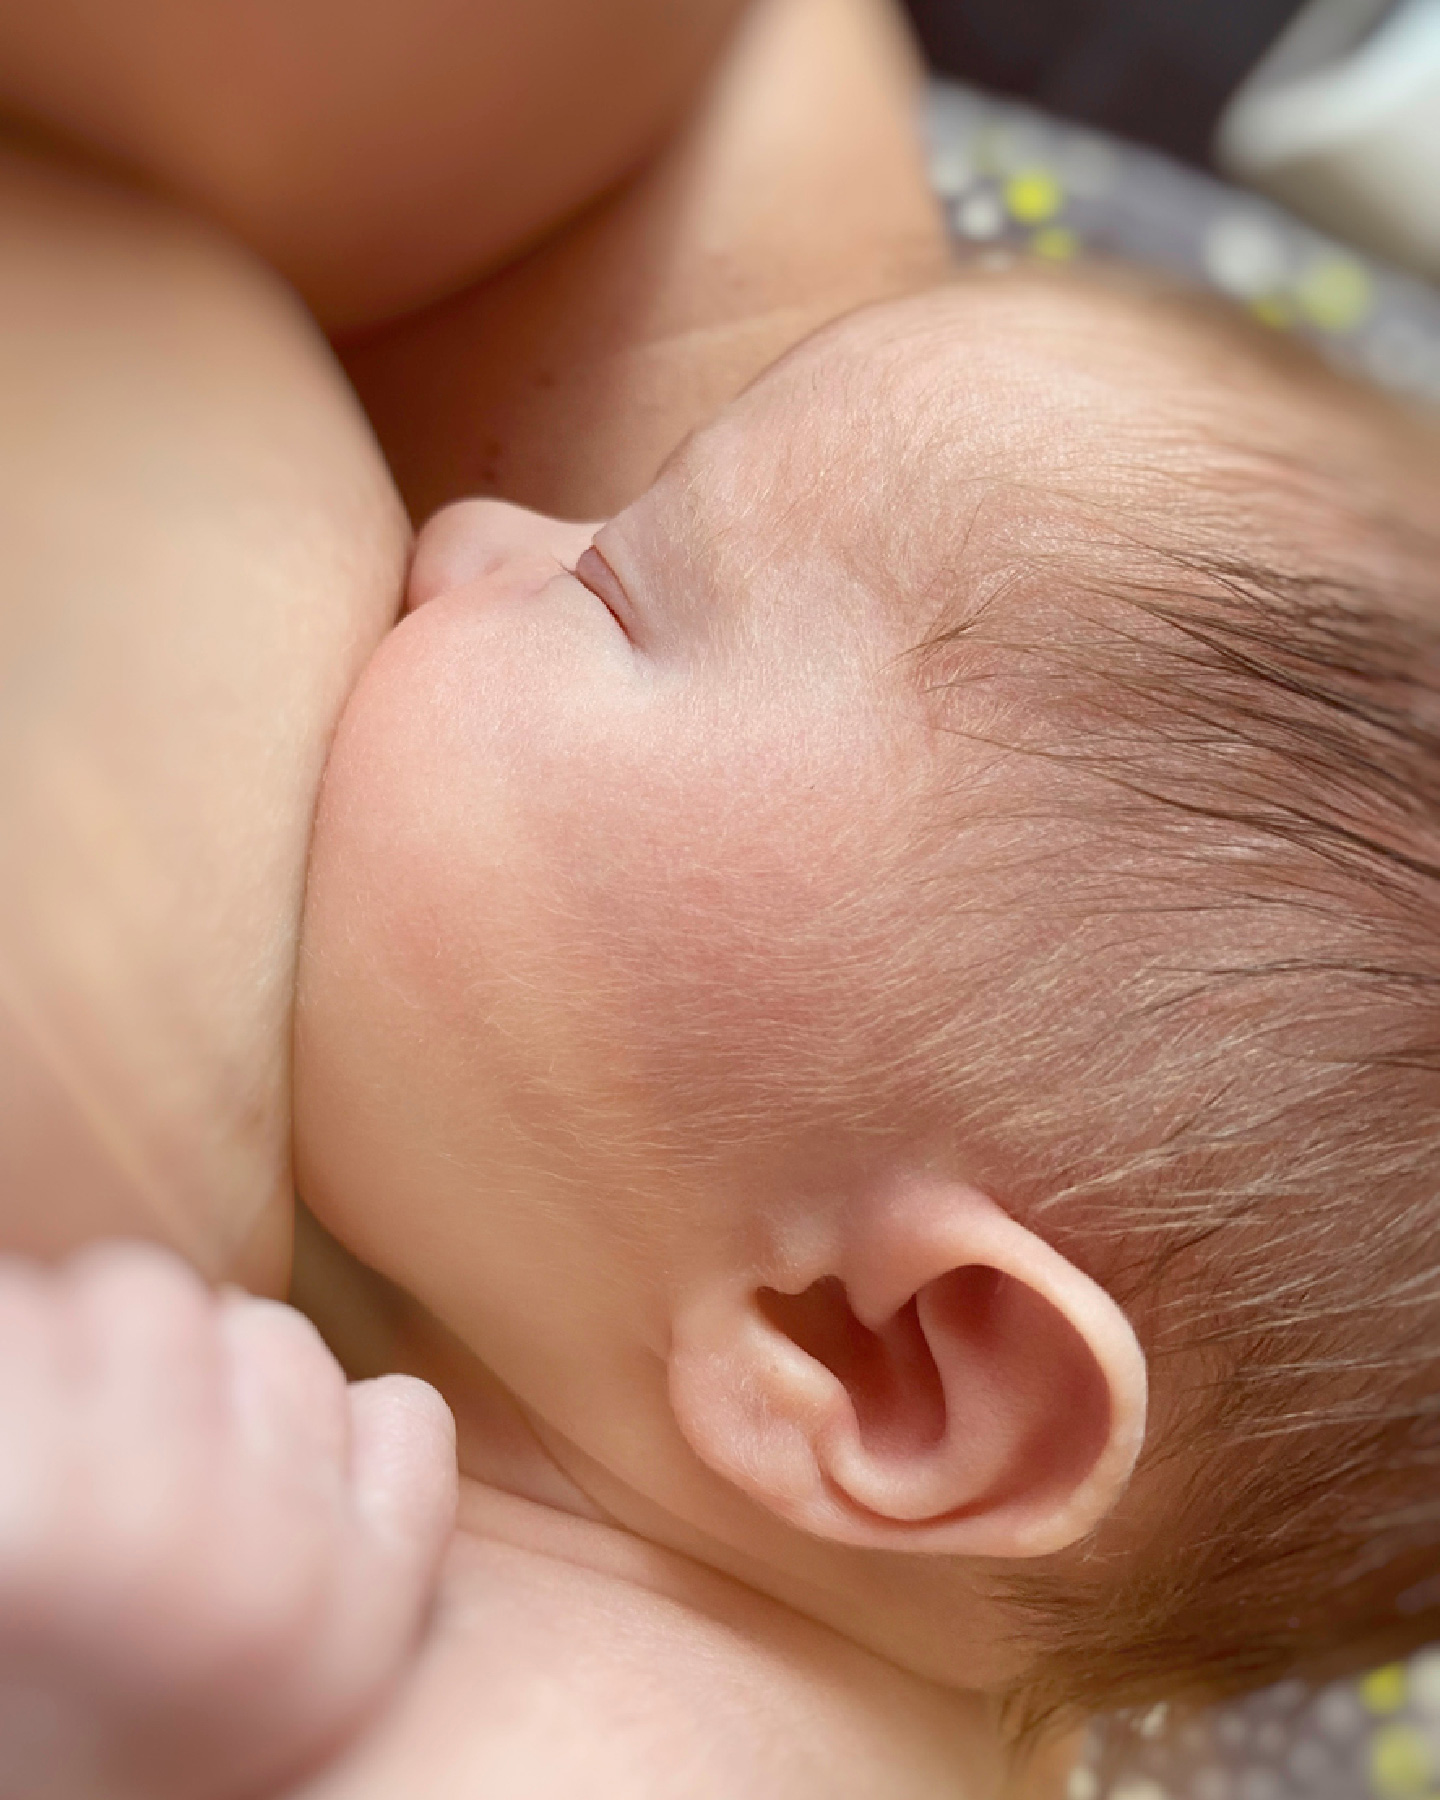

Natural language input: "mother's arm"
[0,144,408,1290]
[342,0,953,522]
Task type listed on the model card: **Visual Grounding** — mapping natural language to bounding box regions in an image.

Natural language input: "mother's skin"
[0,0,742,334]
[0,0,947,1292]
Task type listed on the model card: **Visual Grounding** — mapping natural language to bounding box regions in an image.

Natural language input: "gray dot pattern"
[927,79,1440,409]
[1066,1647,1440,1798]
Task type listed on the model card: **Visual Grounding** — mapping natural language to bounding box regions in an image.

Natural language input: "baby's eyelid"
[572,544,636,640]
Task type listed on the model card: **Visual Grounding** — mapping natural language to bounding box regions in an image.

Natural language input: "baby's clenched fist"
[0,1242,457,1800]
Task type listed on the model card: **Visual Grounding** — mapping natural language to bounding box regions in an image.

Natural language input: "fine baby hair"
[861,269,1440,1727]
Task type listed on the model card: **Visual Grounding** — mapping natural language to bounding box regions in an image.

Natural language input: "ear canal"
[761,1258,1133,1552]
[758,1277,948,1461]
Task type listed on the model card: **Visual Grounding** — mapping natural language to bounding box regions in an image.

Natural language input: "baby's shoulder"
[286,1481,985,1800]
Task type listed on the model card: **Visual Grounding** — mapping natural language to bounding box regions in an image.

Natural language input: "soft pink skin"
[293,325,941,1531]
[0,1244,456,1800]
[292,293,1152,1698]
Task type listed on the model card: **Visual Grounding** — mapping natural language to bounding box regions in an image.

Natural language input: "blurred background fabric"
[1077,1652,1440,1800]
[924,78,1440,406]
[901,0,1311,167]
[905,0,1440,282]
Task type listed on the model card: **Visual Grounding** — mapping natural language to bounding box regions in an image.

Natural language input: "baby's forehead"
[667,272,1438,625]
[669,281,1203,566]
[645,289,1168,642]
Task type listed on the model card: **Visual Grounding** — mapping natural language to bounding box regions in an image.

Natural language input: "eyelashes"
[572,544,635,640]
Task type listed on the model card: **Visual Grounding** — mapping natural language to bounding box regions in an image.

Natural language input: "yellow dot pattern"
[1075,1653,1440,1800]
[1032,225,1080,262]
[1249,294,1297,331]
[1370,1723,1434,1798]
[1005,167,1064,225]
[1364,1665,1412,1717]
[1296,255,1374,333]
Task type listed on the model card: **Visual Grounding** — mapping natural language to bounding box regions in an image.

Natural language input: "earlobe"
[668,1179,1147,1558]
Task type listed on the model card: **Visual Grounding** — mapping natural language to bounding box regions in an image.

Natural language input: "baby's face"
[293,303,955,1484]
[294,273,1305,1495]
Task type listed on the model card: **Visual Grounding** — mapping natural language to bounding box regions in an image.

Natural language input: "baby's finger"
[301,1378,453,1713]
[345,1374,457,1570]
[217,1291,351,1479]
[0,1257,61,1406]
[65,1240,220,1425]
[63,1244,223,1530]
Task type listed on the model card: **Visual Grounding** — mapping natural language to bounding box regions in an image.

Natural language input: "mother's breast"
[0,145,408,1289]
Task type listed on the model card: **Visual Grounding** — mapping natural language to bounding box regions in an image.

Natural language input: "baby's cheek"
[301,595,921,1223]
[537,720,915,1148]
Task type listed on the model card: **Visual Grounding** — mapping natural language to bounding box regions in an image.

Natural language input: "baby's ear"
[668,1179,1146,1557]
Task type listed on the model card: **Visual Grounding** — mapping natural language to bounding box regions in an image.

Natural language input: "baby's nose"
[407,499,599,612]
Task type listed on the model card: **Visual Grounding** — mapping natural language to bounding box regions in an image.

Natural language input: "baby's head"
[294,269,1440,1727]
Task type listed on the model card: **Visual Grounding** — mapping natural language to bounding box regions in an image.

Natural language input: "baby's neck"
[289,1209,1030,1799]
[444,1475,1008,1800]
[291,1202,594,1508]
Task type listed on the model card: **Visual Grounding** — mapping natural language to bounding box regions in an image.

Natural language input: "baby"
[3,1,1440,1795]
[297,273,1440,1746]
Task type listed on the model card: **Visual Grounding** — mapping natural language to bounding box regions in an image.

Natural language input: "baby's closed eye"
[572,543,638,641]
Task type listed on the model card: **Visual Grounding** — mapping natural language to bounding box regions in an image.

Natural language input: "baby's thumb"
[346,1374,457,1579]
[301,1376,455,1737]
